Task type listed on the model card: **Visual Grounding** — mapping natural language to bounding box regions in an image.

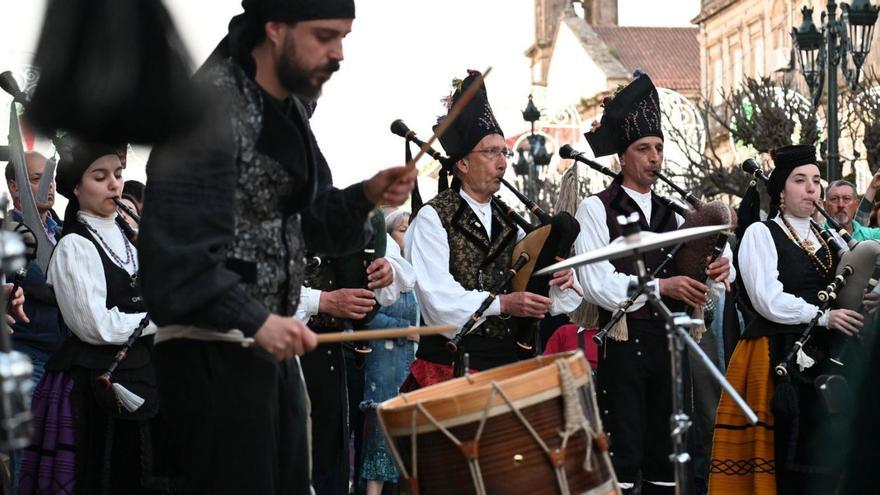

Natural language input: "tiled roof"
[591,26,700,91]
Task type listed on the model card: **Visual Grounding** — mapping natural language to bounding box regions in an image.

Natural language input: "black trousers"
[154,339,311,495]
[300,342,349,495]
[596,321,675,486]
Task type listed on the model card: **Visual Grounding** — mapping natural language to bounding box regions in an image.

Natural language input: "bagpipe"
[331,210,386,355]
[389,120,580,361]
[560,145,734,343]
[739,160,879,376]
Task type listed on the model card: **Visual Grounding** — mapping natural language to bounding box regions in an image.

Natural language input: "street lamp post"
[792,0,880,182]
[515,94,546,218]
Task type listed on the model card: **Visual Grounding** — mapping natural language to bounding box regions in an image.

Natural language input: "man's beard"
[276,38,340,99]
[833,210,851,226]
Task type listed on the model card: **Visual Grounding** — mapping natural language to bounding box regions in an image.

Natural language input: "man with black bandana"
[575,73,734,494]
[138,1,416,493]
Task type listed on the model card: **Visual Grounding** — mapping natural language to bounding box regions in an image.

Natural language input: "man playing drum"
[573,73,733,494]
[402,70,583,388]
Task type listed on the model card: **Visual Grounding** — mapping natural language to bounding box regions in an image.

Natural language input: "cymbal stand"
[620,216,757,495]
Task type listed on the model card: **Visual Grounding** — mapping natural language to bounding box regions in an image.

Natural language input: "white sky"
[1,0,701,192]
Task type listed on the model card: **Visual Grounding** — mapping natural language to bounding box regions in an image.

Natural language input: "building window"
[713,59,724,105]
[733,47,743,88]
[754,38,764,78]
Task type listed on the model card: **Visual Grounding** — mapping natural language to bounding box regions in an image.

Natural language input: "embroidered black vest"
[46,220,156,419]
[203,59,310,317]
[415,189,520,370]
[595,181,683,322]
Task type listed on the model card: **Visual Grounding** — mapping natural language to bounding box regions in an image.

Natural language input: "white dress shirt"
[739,214,847,328]
[48,211,156,345]
[404,189,583,338]
[293,233,416,322]
[575,186,735,313]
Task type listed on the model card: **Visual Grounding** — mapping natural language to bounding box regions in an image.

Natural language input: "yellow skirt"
[708,337,777,495]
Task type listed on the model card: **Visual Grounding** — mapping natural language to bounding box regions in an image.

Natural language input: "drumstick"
[407,66,493,168]
[315,325,455,344]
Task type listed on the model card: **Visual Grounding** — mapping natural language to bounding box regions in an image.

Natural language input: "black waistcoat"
[594,181,683,322]
[46,220,156,419]
[742,220,838,338]
[415,189,520,370]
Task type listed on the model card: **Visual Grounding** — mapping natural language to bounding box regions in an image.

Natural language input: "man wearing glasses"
[401,70,582,389]
[824,179,880,240]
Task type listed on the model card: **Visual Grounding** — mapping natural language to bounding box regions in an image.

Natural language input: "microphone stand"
[617,216,757,495]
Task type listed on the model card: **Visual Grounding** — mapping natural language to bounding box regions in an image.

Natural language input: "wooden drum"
[377,352,618,495]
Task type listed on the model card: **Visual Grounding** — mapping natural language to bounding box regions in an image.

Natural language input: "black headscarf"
[435,70,504,191]
[735,144,818,239]
[203,0,356,78]
[767,144,817,203]
[585,71,664,158]
[55,136,123,222]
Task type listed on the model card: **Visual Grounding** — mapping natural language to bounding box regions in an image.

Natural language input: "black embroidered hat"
[768,144,817,201]
[585,72,664,158]
[436,70,504,163]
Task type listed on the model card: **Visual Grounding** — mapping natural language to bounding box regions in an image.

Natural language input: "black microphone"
[559,144,618,178]
[0,71,26,103]
[741,159,770,183]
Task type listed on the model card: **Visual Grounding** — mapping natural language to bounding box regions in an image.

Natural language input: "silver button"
[327,350,332,355]
[634,338,640,344]
[330,365,335,371]
[603,409,609,415]
[636,351,642,356]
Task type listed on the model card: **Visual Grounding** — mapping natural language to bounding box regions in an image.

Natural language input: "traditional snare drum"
[377,352,618,495]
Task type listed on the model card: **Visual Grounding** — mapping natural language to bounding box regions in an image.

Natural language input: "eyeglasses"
[470,148,514,159]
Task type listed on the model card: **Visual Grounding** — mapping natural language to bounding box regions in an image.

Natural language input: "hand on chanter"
[659,276,709,308]
[863,290,880,315]
[254,315,317,360]
[499,292,552,318]
[548,269,583,297]
[319,288,375,320]
[364,166,418,207]
[4,284,27,326]
[366,258,393,289]
[828,308,863,337]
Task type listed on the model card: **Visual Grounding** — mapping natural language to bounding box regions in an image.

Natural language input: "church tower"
[527,0,619,85]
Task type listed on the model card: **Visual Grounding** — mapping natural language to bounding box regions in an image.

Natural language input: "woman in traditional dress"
[709,144,863,495]
[19,140,165,495]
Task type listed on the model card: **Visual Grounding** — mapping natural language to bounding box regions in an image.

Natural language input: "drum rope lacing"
[391,356,601,495]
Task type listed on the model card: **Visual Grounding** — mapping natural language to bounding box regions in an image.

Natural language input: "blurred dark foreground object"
[26,0,204,144]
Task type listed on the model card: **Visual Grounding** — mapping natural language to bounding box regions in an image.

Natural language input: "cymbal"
[534,224,730,276]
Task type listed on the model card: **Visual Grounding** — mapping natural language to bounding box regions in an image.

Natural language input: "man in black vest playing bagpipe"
[573,73,734,494]
[138,0,416,493]
[402,70,583,389]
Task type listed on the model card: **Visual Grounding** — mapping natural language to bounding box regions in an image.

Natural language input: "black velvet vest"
[46,220,156,419]
[741,220,838,338]
[594,181,683,322]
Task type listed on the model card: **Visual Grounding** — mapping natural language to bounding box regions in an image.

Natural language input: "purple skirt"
[18,371,76,495]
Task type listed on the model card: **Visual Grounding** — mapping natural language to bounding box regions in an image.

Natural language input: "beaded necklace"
[80,218,138,274]
[779,214,832,274]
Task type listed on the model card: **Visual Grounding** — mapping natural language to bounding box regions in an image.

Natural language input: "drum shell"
[378,352,618,495]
